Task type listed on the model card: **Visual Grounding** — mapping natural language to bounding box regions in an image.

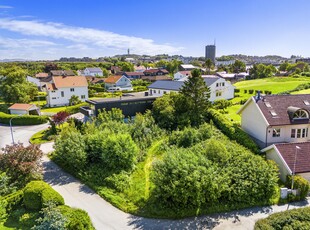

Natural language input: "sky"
[0,0,309,60]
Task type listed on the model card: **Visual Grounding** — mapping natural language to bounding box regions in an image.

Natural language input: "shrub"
[169,127,200,148]
[104,171,131,192]
[65,103,87,114]
[3,190,24,212]
[58,205,95,230]
[0,198,7,221]
[23,181,64,211]
[0,112,48,125]
[208,109,260,154]
[286,175,310,199]
[234,89,240,93]
[244,89,247,93]
[239,99,248,105]
[88,86,106,92]
[249,89,254,94]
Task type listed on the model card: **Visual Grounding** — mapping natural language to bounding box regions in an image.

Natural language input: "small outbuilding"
[8,103,40,115]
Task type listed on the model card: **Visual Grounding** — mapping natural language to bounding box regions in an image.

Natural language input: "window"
[272,128,281,137]
[304,100,310,105]
[153,90,156,93]
[293,110,309,119]
[270,110,277,116]
[291,128,308,138]
[291,129,296,138]
[159,90,161,94]
[61,91,64,97]
[222,82,225,86]
[216,91,222,97]
[52,90,56,93]
[81,95,85,99]
[163,91,167,94]
[265,102,272,108]
[70,88,74,92]
[52,97,56,100]
[216,83,219,87]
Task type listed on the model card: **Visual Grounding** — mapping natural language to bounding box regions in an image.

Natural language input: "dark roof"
[255,94,310,126]
[148,77,219,91]
[124,72,145,76]
[86,67,102,72]
[148,80,184,91]
[275,142,310,173]
[144,68,169,74]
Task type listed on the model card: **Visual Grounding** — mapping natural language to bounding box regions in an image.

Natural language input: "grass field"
[225,77,310,123]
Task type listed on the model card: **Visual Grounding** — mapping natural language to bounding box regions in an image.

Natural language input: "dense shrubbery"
[208,109,260,154]
[152,137,279,213]
[255,206,310,230]
[23,181,64,211]
[0,112,48,125]
[279,82,310,95]
[286,175,310,200]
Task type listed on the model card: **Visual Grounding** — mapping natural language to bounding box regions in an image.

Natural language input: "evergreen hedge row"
[208,109,260,154]
[0,112,48,125]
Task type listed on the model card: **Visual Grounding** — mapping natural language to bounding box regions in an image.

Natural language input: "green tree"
[0,66,38,103]
[205,58,214,74]
[213,99,232,111]
[230,60,246,73]
[69,95,81,105]
[249,64,277,79]
[180,69,211,126]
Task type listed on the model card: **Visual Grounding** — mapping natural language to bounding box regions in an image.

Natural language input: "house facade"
[143,68,169,76]
[173,71,191,81]
[122,72,145,79]
[148,76,235,102]
[84,67,103,77]
[8,103,39,115]
[237,94,310,148]
[104,75,132,91]
[43,76,88,107]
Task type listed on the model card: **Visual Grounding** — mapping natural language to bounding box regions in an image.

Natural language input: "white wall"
[9,109,28,115]
[148,88,177,96]
[105,76,132,90]
[84,68,103,77]
[47,86,88,107]
[209,78,235,102]
[266,148,291,182]
[267,124,310,144]
[174,72,186,80]
[240,98,269,143]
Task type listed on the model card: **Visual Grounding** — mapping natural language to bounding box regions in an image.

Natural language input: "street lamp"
[291,145,301,190]
[10,114,22,144]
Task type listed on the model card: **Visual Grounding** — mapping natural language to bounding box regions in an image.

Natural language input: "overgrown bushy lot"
[51,108,280,218]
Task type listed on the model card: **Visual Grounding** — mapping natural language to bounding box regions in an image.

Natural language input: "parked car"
[107,87,122,92]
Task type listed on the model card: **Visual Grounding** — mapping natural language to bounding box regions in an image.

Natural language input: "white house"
[84,67,103,77]
[43,76,88,107]
[104,75,132,91]
[262,142,310,182]
[148,76,235,102]
[237,94,310,148]
[8,103,40,115]
[26,76,41,88]
[173,71,191,81]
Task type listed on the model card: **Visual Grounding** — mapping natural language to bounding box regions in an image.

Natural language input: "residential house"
[110,66,121,74]
[143,68,169,76]
[84,67,103,77]
[35,72,49,80]
[42,76,88,107]
[148,76,235,102]
[26,76,41,88]
[8,103,40,115]
[173,71,192,81]
[216,72,248,82]
[85,76,105,85]
[49,70,75,76]
[122,72,145,80]
[262,142,310,182]
[237,94,310,148]
[179,64,197,71]
[134,65,146,72]
[104,75,132,91]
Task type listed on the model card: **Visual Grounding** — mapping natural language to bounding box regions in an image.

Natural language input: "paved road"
[1,124,310,229]
[0,123,49,149]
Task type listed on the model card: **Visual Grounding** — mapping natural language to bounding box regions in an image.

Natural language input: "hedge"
[3,190,24,212]
[286,175,310,200]
[89,86,106,92]
[65,103,87,114]
[208,109,260,154]
[58,205,95,230]
[0,112,48,125]
[255,206,310,230]
[23,181,64,211]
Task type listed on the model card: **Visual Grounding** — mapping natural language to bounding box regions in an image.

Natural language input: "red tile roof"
[8,103,34,111]
[104,75,122,84]
[52,76,88,88]
[255,94,310,126]
[275,142,310,173]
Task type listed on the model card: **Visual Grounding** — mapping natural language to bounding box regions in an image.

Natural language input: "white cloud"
[0,37,56,48]
[0,18,183,56]
[0,5,13,9]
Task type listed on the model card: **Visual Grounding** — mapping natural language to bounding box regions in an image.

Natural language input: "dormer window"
[293,109,309,119]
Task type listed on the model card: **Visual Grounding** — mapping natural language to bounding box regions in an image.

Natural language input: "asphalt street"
[1,124,310,229]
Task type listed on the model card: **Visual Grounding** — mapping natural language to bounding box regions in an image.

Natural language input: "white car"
[107,87,122,92]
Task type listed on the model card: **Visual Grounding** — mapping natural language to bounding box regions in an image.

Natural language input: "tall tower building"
[205,44,216,63]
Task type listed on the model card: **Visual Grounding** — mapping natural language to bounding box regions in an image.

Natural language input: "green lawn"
[292,88,310,94]
[224,77,310,123]
[29,123,69,144]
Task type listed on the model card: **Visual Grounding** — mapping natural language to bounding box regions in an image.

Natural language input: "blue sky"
[0,0,309,60]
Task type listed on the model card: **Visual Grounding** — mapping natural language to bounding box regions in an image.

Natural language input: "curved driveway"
[1,124,309,229]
